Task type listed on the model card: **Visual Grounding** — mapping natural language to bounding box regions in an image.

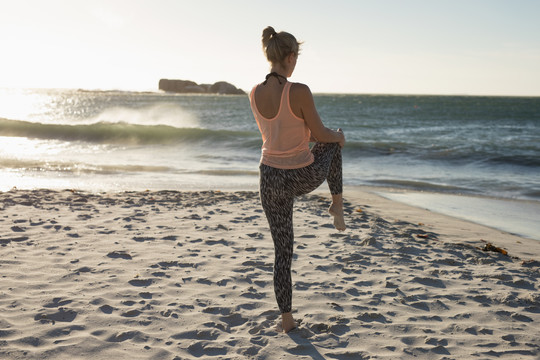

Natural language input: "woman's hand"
[337,128,345,148]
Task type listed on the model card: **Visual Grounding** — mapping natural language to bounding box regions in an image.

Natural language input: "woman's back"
[250,81,314,169]
[253,78,303,119]
[253,78,285,119]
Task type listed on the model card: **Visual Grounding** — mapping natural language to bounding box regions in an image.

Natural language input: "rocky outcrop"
[159,79,245,95]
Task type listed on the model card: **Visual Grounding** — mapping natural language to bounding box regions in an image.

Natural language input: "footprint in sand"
[205,239,230,246]
[1,236,29,245]
[170,329,220,341]
[139,292,153,299]
[356,312,389,323]
[241,287,266,300]
[121,309,141,317]
[220,313,249,328]
[187,342,227,357]
[411,276,446,288]
[106,330,143,342]
[99,305,114,314]
[132,236,155,242]
[248,310,280,336]
[44,298,73,308]
[34,308,78,324]
[107,250,133,260]
[128,278,153,287]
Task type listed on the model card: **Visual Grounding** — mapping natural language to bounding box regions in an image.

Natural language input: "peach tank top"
[250,82,314,169]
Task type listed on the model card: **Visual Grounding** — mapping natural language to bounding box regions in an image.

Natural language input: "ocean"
[1,88,539,239]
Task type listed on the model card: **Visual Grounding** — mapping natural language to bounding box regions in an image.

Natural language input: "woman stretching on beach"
[249,26,346,333]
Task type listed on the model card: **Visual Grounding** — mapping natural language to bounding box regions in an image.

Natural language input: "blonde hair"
[261,26,301,66]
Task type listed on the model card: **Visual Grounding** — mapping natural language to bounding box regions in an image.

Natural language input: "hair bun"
[262,26,277,47]
[261,26,301,66]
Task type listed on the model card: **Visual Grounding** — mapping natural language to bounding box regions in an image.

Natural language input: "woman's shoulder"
[250,83,261,93]
[290,82,313,97]
[289,82,310,91]
[289,82,313,103]
[249,83,264,100]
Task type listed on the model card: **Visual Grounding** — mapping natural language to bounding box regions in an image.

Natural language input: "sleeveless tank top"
[250,82,314,169]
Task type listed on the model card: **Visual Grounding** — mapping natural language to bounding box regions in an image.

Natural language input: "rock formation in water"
[159,79,245,95]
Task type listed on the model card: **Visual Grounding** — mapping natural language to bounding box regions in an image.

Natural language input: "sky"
[0,0,539,96]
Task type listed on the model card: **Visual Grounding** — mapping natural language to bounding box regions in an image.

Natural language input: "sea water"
[1,88,539,237]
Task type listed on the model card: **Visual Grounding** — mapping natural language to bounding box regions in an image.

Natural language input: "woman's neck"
[270,66,288,79]
[263,72,287,85]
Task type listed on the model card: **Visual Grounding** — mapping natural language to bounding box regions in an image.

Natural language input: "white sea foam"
[87,103,200,128]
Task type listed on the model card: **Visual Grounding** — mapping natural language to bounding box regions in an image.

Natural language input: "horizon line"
[1,86,539,98]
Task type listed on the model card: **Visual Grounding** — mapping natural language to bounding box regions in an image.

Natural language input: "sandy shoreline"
[1,188,539,359]
[373,189,540,243]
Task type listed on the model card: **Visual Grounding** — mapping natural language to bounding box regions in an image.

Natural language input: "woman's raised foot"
[329,203,346,231]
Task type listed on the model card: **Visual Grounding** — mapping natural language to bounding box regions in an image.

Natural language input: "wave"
[367,179,474,194]
[484,155,540,167]
[185,169,259,176]
[343,141,409,156]
[2,118,538,169]
[0,157,173,174]
[523,189,540,199]
[0,157,259,177]
[0,118,258,145]
[343,140,540,168]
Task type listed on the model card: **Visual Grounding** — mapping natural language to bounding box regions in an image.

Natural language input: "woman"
[249,26,346,333]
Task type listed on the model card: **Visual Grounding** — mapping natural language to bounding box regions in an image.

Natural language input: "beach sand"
[0,187,539,359]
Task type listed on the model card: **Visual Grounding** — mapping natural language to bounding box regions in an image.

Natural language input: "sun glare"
[0,89,51,122]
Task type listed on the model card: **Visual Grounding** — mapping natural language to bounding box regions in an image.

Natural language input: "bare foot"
[329,203,346,231]
[281,312,296,333]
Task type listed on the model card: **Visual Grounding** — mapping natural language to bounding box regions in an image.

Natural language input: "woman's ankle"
[331,193,343,204]
[281,312,296,333]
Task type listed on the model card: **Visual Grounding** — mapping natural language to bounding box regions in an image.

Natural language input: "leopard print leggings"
[259,142,342,313]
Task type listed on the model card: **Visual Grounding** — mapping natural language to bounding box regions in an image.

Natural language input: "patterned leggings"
[259,142,342,313]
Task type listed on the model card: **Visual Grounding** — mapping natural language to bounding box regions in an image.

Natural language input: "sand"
[0,187,539,359]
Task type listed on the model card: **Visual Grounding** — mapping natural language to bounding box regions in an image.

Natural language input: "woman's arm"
[291,84,345,147]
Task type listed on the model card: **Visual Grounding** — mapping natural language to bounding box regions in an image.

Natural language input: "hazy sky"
[1,0,539,95]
